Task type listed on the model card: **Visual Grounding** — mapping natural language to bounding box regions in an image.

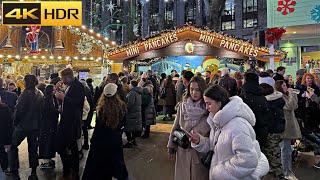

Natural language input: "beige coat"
[168,98,210,180]
[282,92,302,139]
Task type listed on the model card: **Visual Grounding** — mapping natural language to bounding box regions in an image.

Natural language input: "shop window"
[222,21,235,30]
[243,0,258,13]
[243,18,257,28]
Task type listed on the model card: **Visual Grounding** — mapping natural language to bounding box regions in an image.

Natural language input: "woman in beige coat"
[167,76,210,180]
[275,80,301,179]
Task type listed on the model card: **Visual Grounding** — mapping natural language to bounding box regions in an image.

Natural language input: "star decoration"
[107,1,115,15]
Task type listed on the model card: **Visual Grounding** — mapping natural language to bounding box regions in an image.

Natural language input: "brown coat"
[163,81,176,106]
[168,99,210,180]
[282,93,302,139]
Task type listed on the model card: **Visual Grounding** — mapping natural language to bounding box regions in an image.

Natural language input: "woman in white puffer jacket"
[190,85,269,180]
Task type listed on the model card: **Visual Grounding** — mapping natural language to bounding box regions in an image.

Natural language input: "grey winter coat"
[282,93,302,139]
[192,96,269,180]
[125,87,143,132]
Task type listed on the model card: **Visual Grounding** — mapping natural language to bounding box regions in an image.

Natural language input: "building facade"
[88,0,267,46]
[267,0,320,77]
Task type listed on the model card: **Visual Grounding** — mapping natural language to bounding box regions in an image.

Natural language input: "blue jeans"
[280,139,292,176]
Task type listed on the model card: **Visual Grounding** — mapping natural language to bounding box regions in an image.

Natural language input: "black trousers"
[0,146,8,171]
[59,141,79,173]
[85,109,94,127]
[82,121,89,146]
[9,129,39,171]
[125,132,136,142]
[144,125,150,136]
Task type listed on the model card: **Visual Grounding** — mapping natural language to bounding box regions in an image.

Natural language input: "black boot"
[28,168,38,180]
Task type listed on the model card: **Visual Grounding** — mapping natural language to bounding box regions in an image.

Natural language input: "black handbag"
[172,129,190,149]
[201,151,214,169]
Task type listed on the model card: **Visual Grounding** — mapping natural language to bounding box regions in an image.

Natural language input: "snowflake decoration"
[277,0,296,15]
[311,5,320,23]
[107,1,115,15]
[76,35,93,55]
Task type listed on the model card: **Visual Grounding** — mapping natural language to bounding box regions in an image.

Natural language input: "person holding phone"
[190,85,269,180]
[167,76,210,180]
[296,73,320,134]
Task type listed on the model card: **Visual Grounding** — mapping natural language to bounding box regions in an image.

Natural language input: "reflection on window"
[243,18,257,28]
[185,0,196,24]
[243,34,253,41]
[221,0,235,31]
[243,0,258,13]
[223,0,235,16]
[165,1,174,28]
[222,21,235,30]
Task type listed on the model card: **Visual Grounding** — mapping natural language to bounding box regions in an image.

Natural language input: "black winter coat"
[240,82,271,143]
[82,115,128,180]
[219,74,238,97]
[0,88,18,113]
[14,88,44,131]
[0,104,13,145]
[296,84,320,132]
[265,91,286,134]
[39,96,59,159]
[56,79,84,151]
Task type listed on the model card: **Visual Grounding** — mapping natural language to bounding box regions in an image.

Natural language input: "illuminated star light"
[107,1,115,15]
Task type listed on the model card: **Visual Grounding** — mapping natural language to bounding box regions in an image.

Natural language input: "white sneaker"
[284,172,299,180]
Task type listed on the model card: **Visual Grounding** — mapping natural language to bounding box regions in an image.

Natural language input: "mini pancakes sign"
[107,25,285,62]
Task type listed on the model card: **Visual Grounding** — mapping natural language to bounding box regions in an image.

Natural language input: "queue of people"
[1,66,320,180]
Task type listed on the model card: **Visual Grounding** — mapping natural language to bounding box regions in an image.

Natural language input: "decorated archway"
[106,25,285,63]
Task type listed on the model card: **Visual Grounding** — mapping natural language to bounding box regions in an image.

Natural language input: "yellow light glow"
[7,55,12,58]
[41,56,46,59]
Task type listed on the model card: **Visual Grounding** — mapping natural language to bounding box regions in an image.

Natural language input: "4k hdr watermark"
[1,1,82,26]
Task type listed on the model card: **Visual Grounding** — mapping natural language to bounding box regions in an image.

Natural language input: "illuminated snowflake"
[277,0,296,15]
[311,5,320,23]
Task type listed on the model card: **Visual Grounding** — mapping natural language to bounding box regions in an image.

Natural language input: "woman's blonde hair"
[96,94,127,129]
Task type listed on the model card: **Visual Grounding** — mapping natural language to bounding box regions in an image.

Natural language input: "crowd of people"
[0,65,320,180]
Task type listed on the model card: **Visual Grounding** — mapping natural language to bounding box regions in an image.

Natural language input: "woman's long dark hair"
[96,94,127,129]
[275,80,288,96]
[184,76,207,105]
[165,75,173,88]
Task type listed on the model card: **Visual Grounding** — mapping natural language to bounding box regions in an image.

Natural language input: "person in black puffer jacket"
[260,83,285,179]
[239,72,271,150]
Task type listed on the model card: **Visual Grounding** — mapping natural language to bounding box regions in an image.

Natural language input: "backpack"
[141,88,152,107]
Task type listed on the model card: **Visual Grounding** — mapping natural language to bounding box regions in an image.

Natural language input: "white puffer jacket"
[192,96,269,180]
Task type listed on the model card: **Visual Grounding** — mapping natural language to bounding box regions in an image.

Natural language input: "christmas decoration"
[265,27,286,44]
[107,1,115,15]
[311,5,320,23]
[76,35,93,54]
[277,0,296,15]
[67,26,113,52]
[26,26,41,55]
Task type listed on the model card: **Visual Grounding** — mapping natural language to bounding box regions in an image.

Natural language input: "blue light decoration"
[311,5,320,23]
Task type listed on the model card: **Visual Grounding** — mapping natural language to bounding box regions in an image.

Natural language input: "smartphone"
[307,87,314,93]
[180,127,192,137]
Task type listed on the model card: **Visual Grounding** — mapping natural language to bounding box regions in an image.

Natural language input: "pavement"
[1,121,320,180]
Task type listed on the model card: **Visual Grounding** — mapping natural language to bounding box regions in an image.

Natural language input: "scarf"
[182,97,207,128]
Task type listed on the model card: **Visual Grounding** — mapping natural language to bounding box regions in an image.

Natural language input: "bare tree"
[209,0,227,31]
